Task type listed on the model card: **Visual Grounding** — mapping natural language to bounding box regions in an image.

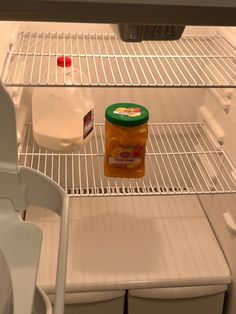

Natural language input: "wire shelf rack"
[2,32,236,88]
[18,123,236,197]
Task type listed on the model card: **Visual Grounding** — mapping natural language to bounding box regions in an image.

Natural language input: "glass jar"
[104,103,149,178]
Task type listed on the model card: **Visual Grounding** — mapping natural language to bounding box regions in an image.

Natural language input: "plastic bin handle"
[223,211,236,234]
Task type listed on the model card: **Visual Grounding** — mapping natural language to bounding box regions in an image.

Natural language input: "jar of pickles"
[104,103,149,178]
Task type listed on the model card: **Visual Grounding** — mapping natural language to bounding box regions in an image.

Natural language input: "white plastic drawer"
[128,286,226,314]
[48,290,125,314]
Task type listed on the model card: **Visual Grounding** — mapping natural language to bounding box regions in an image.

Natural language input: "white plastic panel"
[26,196,231,292]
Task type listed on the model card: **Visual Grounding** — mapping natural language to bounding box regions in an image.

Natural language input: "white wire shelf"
[2,32,236,88]
[18,123,236,197]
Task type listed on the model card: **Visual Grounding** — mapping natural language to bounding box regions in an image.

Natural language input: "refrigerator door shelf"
[0,82,69,314]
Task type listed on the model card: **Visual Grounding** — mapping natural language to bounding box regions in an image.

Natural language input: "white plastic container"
[32,57,94,151]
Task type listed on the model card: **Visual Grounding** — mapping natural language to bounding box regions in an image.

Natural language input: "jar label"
[113,107,141,117]
[109,145,143,168]
[83,109,94,139]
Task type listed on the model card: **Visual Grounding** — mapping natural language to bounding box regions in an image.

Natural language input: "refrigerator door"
[0,248,13,314]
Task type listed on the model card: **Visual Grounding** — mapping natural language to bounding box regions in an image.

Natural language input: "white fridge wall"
[0,22,23,75]
[22,85,206,124]
[92,88,205,123]
[22,22,213,35]
[202,90,236,167]
[22,22,113,33]
[216,27,236,49]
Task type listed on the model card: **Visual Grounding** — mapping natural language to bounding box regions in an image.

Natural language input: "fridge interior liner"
[0,18,236,314]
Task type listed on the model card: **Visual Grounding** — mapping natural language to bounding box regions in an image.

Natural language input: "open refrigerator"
[0,15,236,314]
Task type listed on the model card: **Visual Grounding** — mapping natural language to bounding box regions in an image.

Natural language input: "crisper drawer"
[128,285,227,314]
[48,290,125,314]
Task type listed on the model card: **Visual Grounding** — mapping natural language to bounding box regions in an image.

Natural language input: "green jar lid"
[105,103,149,127]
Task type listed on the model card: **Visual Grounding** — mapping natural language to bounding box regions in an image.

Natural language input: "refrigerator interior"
[1,22,235,197]
[1,21,236,313]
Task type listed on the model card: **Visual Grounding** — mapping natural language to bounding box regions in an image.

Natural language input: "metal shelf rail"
[2,32,236,88]
[18,123,236,196]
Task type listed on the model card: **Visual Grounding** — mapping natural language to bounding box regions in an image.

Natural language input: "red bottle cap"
[57,56,72,67]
